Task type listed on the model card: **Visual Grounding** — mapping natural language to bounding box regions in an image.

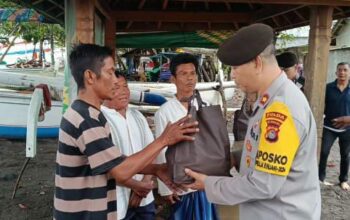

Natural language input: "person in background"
[155,53,218,220]
[101,71,156,220]
[319,62,350,191]
[185,23,321,220]
[54,44,198,220]
[276,51,305,90]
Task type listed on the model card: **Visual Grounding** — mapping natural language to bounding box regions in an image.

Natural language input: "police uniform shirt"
[204,73,321,220]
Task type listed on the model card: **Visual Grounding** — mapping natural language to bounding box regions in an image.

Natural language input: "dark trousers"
[122,202,155,220]
[319,128,350,183]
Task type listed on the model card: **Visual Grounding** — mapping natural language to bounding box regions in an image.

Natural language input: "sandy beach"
[0,137,349,220]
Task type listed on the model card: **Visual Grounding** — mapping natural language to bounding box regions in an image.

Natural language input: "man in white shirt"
[102,71,156,220]
[155,53,218,219]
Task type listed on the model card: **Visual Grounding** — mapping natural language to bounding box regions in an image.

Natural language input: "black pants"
[319,128,350,183]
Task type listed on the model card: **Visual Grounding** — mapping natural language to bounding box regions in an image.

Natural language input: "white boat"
[128,81,235,106]
[0,88,62,139]
[0,68,235,105]
[0,68,236,139]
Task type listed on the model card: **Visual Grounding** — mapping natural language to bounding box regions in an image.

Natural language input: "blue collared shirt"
[324,80,350,129]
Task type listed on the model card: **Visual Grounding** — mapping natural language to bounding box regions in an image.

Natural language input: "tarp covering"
[116,31,234,49]
[0,8,44,23]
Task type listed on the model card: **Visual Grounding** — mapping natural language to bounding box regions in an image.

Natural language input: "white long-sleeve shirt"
[101,106,155,220]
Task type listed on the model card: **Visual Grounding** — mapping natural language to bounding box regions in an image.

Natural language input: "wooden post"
[63,0,95,112]
[75,0,94,43]
[105,17,116,59]
[304,6,333,158]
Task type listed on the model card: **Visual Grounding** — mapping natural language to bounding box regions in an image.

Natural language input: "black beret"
[276,52,298,68]
[217,23,274,66]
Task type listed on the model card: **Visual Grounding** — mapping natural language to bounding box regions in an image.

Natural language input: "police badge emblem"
[264,111,287,143]
[265,127,279,142]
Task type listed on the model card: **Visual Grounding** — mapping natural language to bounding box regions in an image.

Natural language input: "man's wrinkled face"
[107,76,130,111]
[172,63,197,94]
[336,64,350,82]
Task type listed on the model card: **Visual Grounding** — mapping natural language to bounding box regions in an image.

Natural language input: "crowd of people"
[53,23,350,220]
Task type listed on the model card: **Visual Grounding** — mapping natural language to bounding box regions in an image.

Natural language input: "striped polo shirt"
[54,100,126,220]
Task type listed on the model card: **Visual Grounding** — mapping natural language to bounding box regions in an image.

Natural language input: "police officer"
[185,23,321,220]
[276,51,305,90]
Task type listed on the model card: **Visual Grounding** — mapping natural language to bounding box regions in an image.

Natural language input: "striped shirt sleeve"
[78,114,126,175]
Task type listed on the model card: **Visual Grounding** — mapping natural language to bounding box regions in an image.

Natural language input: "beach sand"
[0,137,349,220]
[0,88,348,219]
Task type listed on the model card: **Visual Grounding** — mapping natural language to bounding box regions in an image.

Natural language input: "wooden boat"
[0,88,62,139]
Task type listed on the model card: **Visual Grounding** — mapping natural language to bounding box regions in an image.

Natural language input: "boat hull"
[0,126,59,139]
[0,90,62,139]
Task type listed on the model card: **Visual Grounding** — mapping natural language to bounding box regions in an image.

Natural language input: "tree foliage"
[0,0,65,47]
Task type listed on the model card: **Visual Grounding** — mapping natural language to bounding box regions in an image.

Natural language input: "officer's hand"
[332,116,350,129]
[184,168,207,190]
[158,115,199,146]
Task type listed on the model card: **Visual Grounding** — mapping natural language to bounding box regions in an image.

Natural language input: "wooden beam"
[116,22,241,32]
[33,7,63,24]
[175,0,350,6]
[16,0,63,24]
[113,11,251,23]
[183,0,187,10]
[46,5,57,12]
[304,6,334,158]
[47,0,64,10]
[33,0,45,5]
[272,16,281,27]
[255,5,305,22]
[282,14,292,25]
[56,11,64,18]
[94,0,112,20]
[274,19,309,31]
[204,0,209,10]
[225,1,232,11]
[138,0,146,10]
[126,21,133,29]
[105,17,116,57]
[335,6,346,16]
[162,0,169,10]
[294,10,306,20]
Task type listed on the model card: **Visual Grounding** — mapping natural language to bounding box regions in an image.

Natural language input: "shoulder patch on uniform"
[255,101,300,176]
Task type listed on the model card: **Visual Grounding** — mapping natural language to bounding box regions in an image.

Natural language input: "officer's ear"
[254,55,264,74]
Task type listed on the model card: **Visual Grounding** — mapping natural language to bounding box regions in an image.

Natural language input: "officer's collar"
[253,73,288,111]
